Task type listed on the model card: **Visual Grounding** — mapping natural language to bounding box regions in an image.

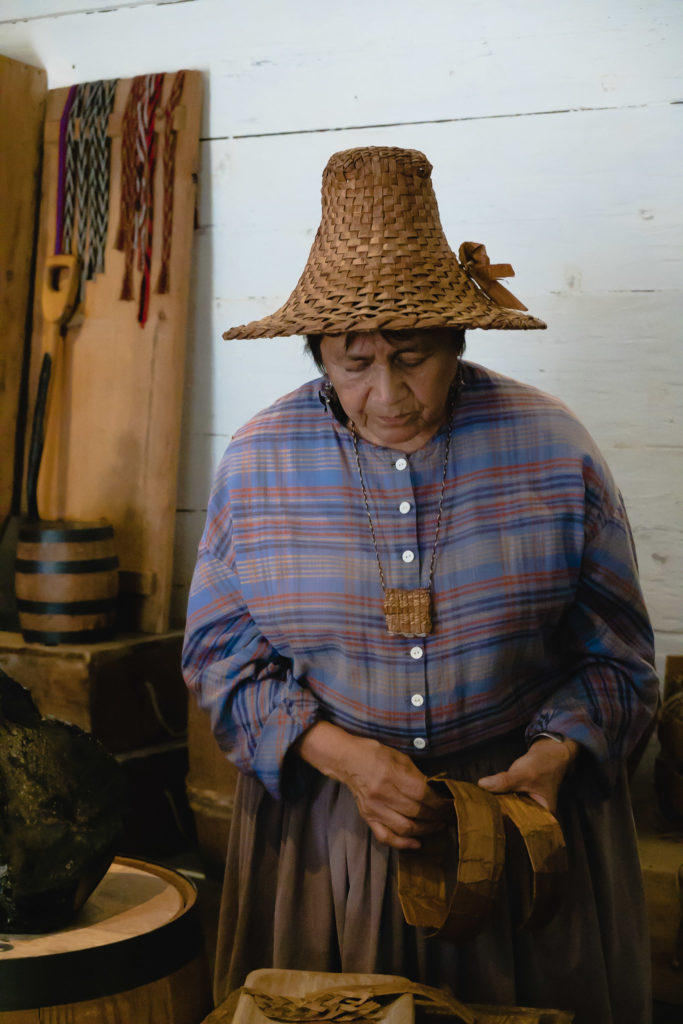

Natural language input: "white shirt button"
[395,457,408,471]
[410,646,423,660]
[413,737,426,750]
[399,501,411,515]
[411,693,424,707]
[402,549,415,563]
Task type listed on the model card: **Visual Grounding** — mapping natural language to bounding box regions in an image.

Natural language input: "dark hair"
[305,328,466,373]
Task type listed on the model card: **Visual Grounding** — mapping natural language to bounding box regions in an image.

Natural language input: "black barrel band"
[20,627,116,645]
[0,899,202,1011]
[18,524,115,543]
[15,557,119,575]
[17,597,118,615]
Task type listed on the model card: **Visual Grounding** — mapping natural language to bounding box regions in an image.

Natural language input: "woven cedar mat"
[203,969,574,1024]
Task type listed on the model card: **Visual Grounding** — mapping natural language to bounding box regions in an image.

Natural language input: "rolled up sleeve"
[183,537,321,800]
[526,497,659,789]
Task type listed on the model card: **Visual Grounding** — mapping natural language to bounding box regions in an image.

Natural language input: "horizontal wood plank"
[0,0,681,137]
[1,0,680,661]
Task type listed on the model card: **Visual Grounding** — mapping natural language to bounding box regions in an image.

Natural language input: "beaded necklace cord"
[350,375,461,637]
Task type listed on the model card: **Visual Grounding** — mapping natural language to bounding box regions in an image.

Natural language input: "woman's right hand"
[294,721,447,850]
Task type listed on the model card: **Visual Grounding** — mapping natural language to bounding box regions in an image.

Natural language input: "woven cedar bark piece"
[205,969,574,1024]
[495,793,568,931]
[383,588,432,637]
[397,781,567,941]
[398,779,505,942]
[223,147,546,339]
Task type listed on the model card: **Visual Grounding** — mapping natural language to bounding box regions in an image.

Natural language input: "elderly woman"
[183,147,659,1024]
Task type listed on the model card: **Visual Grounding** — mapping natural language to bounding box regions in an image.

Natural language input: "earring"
[320,379,336,406]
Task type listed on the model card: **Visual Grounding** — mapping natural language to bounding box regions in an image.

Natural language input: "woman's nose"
[373,367,406,405]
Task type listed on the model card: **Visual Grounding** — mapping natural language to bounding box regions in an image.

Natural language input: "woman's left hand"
[477,736,579,814]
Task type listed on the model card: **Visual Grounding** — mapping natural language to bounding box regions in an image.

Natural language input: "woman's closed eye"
[395,353,427,368]
[344,360,371,374]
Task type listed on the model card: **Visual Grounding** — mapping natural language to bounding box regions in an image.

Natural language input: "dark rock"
[0,668,126,932]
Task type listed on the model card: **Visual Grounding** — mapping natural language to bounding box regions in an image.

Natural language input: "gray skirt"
[213,731,651,1024]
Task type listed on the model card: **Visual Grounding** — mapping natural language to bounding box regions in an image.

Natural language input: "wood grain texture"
[0,859,211,1023]
[1,0,682,136]
[0,55,46,519]
[24,72,202,634]
[0,630,186,752]
[632,741,683,1007]
[0,0,191,19]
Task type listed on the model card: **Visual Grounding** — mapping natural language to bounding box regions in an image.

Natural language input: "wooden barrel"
[15,519,119,644]
[0,857,212,1023]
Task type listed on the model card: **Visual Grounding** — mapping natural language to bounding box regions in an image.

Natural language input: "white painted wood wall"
[1,0,681,675]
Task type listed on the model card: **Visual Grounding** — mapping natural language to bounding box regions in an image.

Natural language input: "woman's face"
[319,329,460,453]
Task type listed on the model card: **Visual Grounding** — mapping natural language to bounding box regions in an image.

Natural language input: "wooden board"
[0,629,186,753]
[0,858,211,1024]
[665,656,683,701]
[638,825,683,1006]
[0,55,46,518]
[632,737,683,1007]
[25,70,202,633]
[2,0,681,137]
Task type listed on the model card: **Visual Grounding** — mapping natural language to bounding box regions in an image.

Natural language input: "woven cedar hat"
[223,146,546,339]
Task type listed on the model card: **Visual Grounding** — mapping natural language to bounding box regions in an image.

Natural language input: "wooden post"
[0,56,46,521]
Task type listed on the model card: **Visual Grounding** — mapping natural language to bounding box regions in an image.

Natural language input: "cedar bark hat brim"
[223,147,546,340]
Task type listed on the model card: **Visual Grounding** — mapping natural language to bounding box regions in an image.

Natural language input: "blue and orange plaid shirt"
[183,362,659,799]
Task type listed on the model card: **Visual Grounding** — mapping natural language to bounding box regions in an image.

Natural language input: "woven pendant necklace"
[351,381,459,637]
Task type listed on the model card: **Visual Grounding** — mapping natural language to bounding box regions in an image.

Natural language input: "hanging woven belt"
[115,74,146,296]
[115,72,165,324]
[156,69,186,295]
[397,779,568,942]
[55,78,118,299]
[58,83,83,258]
[56,84,78,256]
[89,79,118,279]
[137,72,165,325]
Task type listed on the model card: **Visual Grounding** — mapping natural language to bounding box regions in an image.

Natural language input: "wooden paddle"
[26,254,80,520]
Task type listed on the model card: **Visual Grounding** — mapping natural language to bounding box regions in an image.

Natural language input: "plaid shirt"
[183,362,658,799]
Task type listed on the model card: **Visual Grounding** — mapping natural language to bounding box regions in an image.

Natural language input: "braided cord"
[61,84,83,256]
[156,69,186,294]
[137,72,165,325]
[75,81,99,299]
[133,76,152,270]
[350,379,460,594]
[117,76,146,300]
[90,79,119,277]
[56,85,78,254]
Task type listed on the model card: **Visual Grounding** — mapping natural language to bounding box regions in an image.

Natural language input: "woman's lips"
[376,412,414,424]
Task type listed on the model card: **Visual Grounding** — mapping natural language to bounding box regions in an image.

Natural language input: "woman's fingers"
[366,818,423,851]
[343,740,449,843]
[477,738,578,814]
[294,723,448,848]
[478,764,557,812]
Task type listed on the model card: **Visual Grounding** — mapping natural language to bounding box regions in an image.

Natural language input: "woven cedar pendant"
[384,587,432,637]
